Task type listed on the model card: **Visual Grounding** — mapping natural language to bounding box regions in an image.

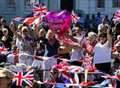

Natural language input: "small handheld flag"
[13,69,34,87]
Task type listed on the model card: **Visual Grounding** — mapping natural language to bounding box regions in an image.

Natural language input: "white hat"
[117,35,120,40]
[115,42,120,47]
[21,26,29,32]
[2,28,8,33]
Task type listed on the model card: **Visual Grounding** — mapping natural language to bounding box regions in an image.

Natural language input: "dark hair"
[0,16,3,19]
[99,33,107,37]
[75,22,83,29]
[1,19,6,24]
[115,22,120,29]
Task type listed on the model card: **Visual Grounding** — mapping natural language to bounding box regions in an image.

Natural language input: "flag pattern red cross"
[71,11,80,23]
[32,3,48,14]
[13,69,34,87]
[113,9,120,21]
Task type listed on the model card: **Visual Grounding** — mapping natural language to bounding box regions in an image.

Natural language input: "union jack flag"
[24,16,42,26]
[32,3,48,14]
[83,56,96,72]
[71,11,80,23]
[0,47,7,52]
[53,64,79,84]
[13,3,48,30]
[101,74,118,88]
[13,69,34,87]
[13,15,43,30]
[13,17,25,23]
[61,71,77,84]
[24,15,44,30]
[113,9,120,21]
[111,79,117,88]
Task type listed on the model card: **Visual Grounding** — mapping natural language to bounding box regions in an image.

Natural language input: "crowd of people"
[0,11,120,88]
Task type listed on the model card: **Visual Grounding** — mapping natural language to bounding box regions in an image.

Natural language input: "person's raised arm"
[107,26,112,47]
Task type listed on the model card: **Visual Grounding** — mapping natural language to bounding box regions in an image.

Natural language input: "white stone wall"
[0,0,119,22]
[75,0,118,18]
[75,0,90,14]
[49,0,60,11]
[41,0,60,11]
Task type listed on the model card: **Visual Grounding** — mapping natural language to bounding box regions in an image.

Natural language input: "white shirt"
[70,35,85,62]
[7,54,15,64]
[93,41,112,64]
[32,57,57,70]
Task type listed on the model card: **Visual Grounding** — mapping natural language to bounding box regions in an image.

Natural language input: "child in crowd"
[0,68,13,88]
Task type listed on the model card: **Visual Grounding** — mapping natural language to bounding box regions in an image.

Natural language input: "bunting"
[71,11,80,23]
[113,9,120,21]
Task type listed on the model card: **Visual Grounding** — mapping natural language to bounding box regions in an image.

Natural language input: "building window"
[24,0,31,8]
[7,0,16,8]
[97,0,105,8]
[24,0,37,8]
[113,0,120,8]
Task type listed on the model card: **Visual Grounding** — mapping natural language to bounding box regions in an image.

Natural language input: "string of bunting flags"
[2,2,120,88]
[2,49,119,87]
[0,44,120,87]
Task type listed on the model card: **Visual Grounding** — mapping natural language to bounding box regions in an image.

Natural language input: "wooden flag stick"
[85,69,88,82]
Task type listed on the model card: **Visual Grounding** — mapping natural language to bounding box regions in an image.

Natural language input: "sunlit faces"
[21,26,29,35]
[17,24,23,30]
[115,42,120,52]
[38,28,46,38]
[2,28,8,36]
[46,30,55,39]
[99,34,107,44]
[1,18,6,26]
[116,46,120,52]
[74,27,81,34]
[117,35,120,40]
[87,32,97,43]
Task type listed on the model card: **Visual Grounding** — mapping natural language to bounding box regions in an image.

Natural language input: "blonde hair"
[0,68,13,79]
[21,26,29,32]
[39,28,46,37]
[87,32,97,39]
[18,24,23,30]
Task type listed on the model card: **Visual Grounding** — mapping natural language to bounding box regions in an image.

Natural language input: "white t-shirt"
[70,48,83,62]
[7,54,15,64]
[32,57,57,70]
[93,41,112,64]
[70,35,85,62]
